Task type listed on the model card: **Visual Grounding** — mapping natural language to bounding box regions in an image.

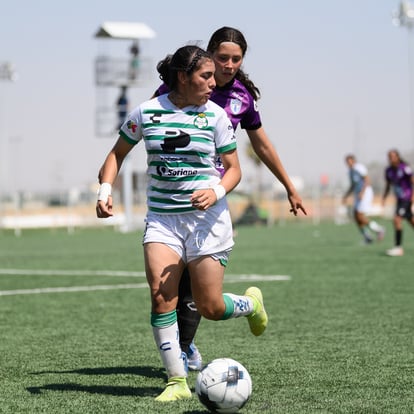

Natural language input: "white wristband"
[212,184,226,201]
[97,183,112,203]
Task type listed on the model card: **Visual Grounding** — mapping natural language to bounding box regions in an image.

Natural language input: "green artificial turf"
[0,221,413,413]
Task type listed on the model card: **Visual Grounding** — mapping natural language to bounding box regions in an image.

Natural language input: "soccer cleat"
[182,351,188,374]
[187,342,203,371]
[386,246,404,256]
[245,287,268,336]
[155,376,192,402]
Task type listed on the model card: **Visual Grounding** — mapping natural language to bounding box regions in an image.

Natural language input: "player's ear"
[177,71,187,85]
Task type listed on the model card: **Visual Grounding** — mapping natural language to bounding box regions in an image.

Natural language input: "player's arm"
[358,175,370,200]
[191,149,241,211]
[96,137,134,218]
[246,127,307,216]
[217,149,242,194]
[382,179,391,205]
[411,174,414,203]
[343,182,354,202]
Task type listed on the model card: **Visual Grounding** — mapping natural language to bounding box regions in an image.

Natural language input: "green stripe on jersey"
[120,130,137,145]
[217,142,237,153]
[142,109,215,117]
[149,161,210,169]
[147,149,210,158]
[149,206,196,214]
[150,174,210,182]
[143,109,175,115]
[149,196,190,205]
[144,134,213,143]
[191,136,214,144]
[142,122,214,131]
[149,186,194,194]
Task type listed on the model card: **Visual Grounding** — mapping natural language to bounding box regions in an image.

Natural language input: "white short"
[354,186,373,213]
[143,199,234,264]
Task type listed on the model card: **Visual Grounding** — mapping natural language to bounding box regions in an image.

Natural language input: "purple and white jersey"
[385,162,413,201]
[212,79,261,131]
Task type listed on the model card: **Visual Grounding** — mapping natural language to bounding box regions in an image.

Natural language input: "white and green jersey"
[119,94,236,214]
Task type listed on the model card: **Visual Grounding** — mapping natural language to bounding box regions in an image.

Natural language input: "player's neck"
[168,92,187,108]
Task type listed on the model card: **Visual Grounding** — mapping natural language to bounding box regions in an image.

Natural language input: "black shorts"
[395,199,413,220]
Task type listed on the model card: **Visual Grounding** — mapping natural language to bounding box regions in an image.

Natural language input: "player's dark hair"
[388,148,407,165]
[207,26,261,101]
[157,45,212,91]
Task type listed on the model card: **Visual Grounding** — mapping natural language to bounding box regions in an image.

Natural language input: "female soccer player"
[382,149,414,256]
[154,27,307,370]
[96,45,268,402]
[342,154,385,244]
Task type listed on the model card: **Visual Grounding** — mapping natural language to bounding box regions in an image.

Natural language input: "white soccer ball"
[195,358,252,413]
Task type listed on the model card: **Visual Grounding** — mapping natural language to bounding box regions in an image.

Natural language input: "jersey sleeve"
[215,109,237,154]
[240,95,262,130]
[354,163,368,177]
[403,165,413,176]
[119,106,143,145]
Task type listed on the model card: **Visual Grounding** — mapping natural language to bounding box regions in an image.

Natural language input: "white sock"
[223,293,254,318]
[152,319,186,378]
[369,221,383,233]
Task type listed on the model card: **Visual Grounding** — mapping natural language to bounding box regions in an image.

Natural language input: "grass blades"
[0,221,413,413]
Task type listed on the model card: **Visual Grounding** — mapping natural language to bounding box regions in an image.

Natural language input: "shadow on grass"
[26,367,216,412]
[26,383,161,397]
[30,365,165,379]
[27,365,167,398]
[26,384,210,413]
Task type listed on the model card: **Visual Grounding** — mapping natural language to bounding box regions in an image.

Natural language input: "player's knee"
[197,302,224,321]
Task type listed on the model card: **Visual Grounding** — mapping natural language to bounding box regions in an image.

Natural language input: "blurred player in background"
[342,154,385,244]
[382,149,414,256]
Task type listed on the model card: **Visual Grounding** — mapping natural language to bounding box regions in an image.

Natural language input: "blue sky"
[0,0,413,193]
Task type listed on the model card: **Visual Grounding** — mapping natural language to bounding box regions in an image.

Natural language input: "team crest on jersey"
[127,120,137,133]
[193,113,208,129]
[230,98,242,114]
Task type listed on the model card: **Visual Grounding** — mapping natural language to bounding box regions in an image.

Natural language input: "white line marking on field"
[228,274,290,281]
[0,269,290,296]
[0,283,149,296]
[0,269,291,281]
[0,269,147,277]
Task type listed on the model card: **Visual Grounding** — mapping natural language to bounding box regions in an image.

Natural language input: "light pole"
[93,22,156,232]
[392,1,414,148]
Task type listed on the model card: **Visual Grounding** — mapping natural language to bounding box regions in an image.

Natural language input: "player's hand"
[288,193,307,216]
[96,195,113,218]
[191,189,217,210]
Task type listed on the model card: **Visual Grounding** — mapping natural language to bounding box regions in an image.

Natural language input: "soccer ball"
[195,358,252,413]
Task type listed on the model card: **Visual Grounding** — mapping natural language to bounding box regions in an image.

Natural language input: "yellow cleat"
[245,287,268,336]
[155,376,192,402]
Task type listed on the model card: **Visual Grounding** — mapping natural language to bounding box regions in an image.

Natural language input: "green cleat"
[245,287,268,336]
[155,376,192,402]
